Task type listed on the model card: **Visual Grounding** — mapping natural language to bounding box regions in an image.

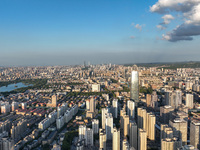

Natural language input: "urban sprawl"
[0,64,199,150]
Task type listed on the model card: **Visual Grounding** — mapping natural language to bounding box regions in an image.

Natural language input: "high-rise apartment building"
[99,128,106,150]
[85,128,93,146]
[190,120,200,149]
[124,115,129,137]
[169,118,187,146]
[127,100,135,119]
[161,137,182,150]
[79,125,86,140]
[129,120,137,150]
[11,101,18,111]
[138,128,147,150]
[113,127,120,150]
[147,112,156,140]
[146,94,151,107]
[161,124,173,142]
[160,105,174,124]
[151,91,158,108]
[123,138,130,150]
[130,71,139,106]
[92,119,99,134]
[0,138,14,150]
[137,107,147,130]
[105,113,113,140]
[112,99,118,118]
[165,90,182,108]
[185,93,194,109]
[102,108,109,129]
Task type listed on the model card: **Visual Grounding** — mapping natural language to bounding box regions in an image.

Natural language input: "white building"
[112,99,118,118]
[92,84,100,92]
[186,93,193,109]
[79,125,86,140]
[105,113,113,140]
[102,108,109,129]
[92,119,99,134]
[127,100,135,119]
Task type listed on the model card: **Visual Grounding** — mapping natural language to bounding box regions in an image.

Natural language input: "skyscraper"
[113,127,120,150]
[190,120,200,149]
[161,137,182,150]
[127,100,135,119]
[146,94,151,107]
[92,119,99,134]
[129,120,137,150]
[161,124,173,142]
[169,118,187,146]
[99,128,106,150]
[105,113,113,140]
[130,71,139,106]
[112,99,118,118]
[160,105,174,124]
[137,107,147,130]
[85,128,93,146]
[79,125,86,140]
[147,112,156,141]
[102,108,109,129]
[186,93,194,109]
[165,90,182,109]
[123,138,130,150]
[124,115,130,137]
[138,128,147,150]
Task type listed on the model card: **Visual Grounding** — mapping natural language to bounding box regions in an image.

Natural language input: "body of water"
[0,82,31,92]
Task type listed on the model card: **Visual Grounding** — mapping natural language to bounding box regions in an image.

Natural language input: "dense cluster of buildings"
[1,64,200,149]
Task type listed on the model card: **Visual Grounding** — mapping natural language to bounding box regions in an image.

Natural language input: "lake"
[0,82,32,92]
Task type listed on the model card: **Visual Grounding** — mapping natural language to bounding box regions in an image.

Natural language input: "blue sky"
[0,0,200,66]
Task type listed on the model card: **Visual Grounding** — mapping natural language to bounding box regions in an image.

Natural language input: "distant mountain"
[124,61,200,69]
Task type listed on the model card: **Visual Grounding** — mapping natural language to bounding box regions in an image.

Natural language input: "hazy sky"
[1,0,200,66]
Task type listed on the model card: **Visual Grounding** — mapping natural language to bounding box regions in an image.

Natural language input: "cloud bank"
[151,0,200,42]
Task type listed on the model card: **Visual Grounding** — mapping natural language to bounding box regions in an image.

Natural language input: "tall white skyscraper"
[92,119,99,134]
[130,71,139,106]
[113,127,120,150]
[127,100,135,119]
[138,129,147,150]
[112,99,118,118]
[79,125,86,140]
[105,113,113,140]
[102,108,109,129]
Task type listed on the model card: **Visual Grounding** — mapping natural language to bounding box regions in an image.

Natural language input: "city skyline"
[1,0,200,66]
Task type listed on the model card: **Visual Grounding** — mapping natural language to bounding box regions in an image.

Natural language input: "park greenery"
[139,86,153,94]
[62,130,78,150]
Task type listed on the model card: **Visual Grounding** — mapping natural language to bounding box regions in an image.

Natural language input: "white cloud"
[131,23,145,31]
[162,14,174,24]
[151,0,200,42]
[157,25,166,30]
